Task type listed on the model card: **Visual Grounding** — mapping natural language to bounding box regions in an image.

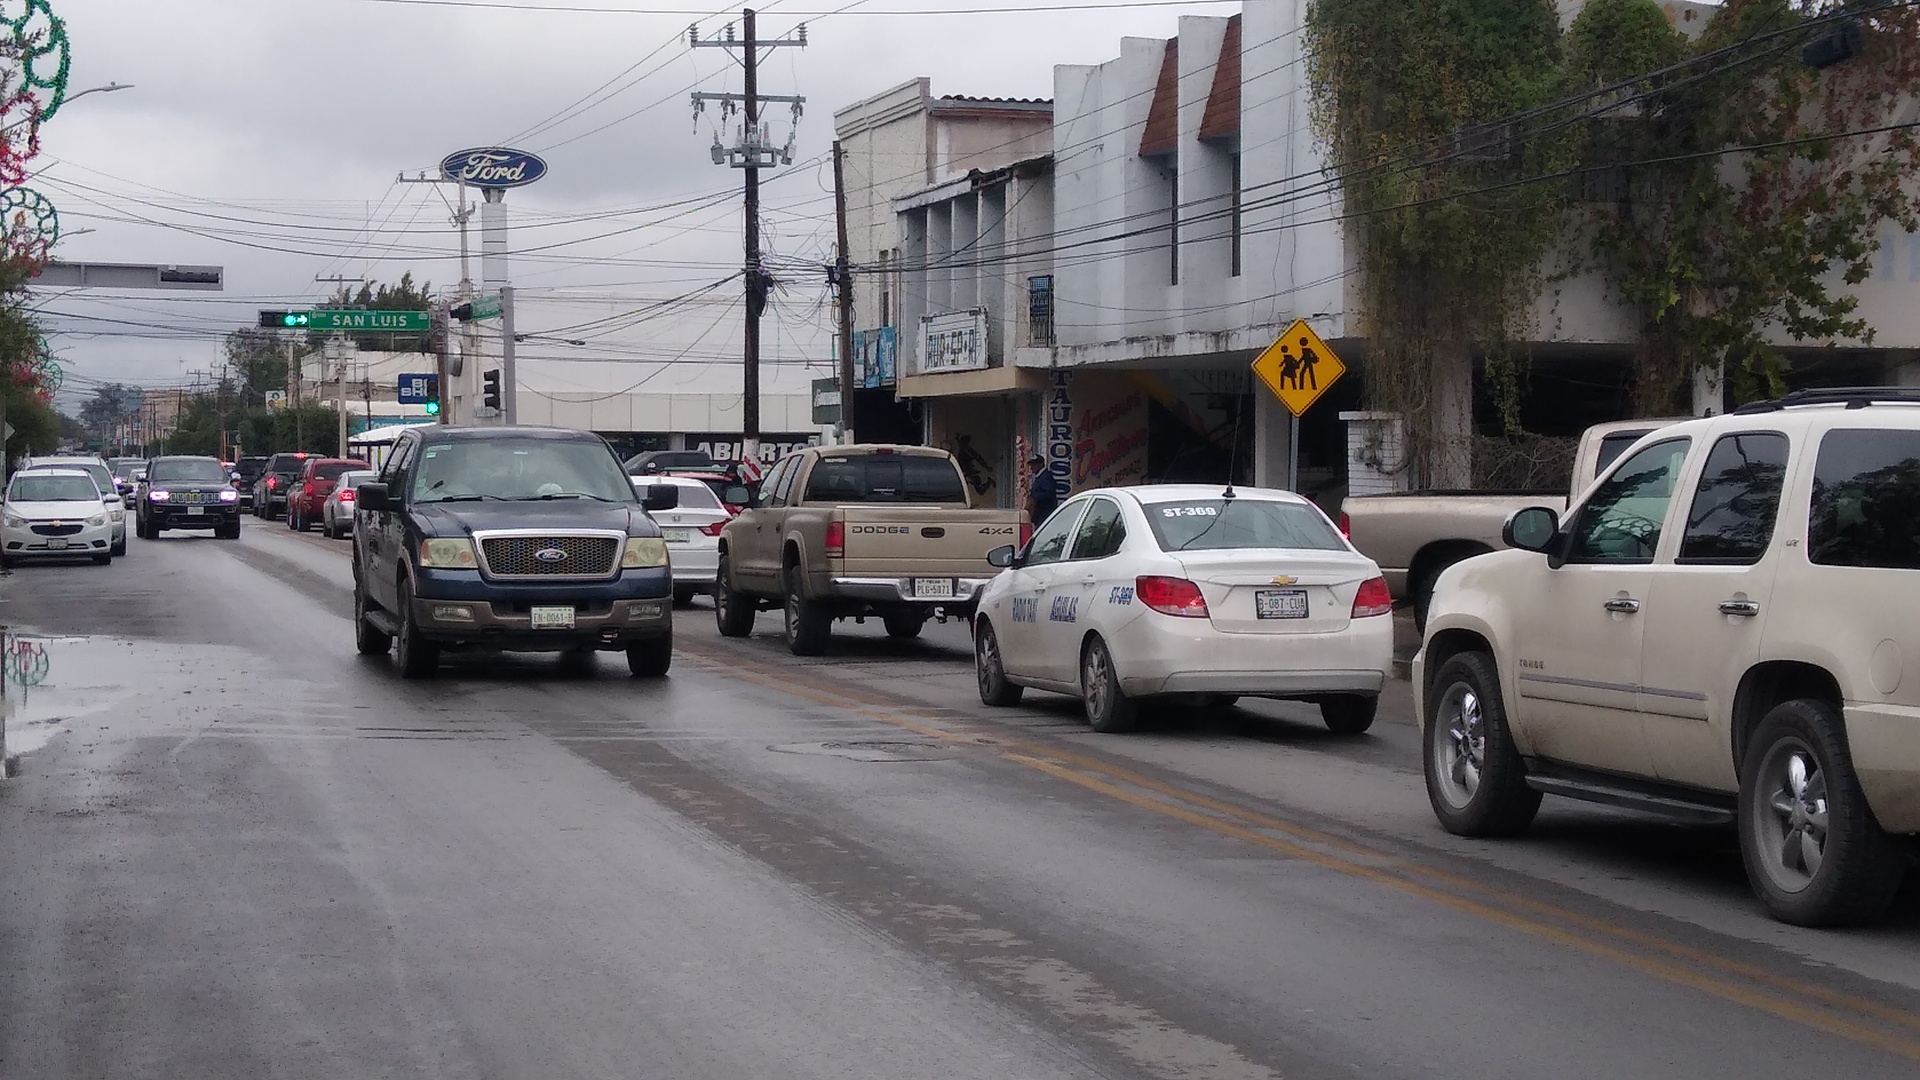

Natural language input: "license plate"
[530,606,576,630]
[661,528,692,544]
[913,578,955,600]
[1255,589,1309,619]
[46,538,67,550]
[187,505,205,516]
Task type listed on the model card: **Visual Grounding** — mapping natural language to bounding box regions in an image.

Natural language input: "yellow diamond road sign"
[1252,319,1345,418]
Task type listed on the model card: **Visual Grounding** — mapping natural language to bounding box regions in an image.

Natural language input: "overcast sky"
[27,0,1241,412]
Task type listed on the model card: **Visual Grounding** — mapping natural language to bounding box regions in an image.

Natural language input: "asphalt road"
[1,519,1917,1080]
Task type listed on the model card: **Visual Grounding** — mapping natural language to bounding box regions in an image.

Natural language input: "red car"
[286,457,370,532]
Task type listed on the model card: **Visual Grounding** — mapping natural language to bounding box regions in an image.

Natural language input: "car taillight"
[339,490,355,502]
[825,519,845,557]
[1351,576,1393,618]
[303,481,316,496]
[1337,512,1351,539]
[1135,575,1209,618]
[1019,521,1033,547]
[699,521,726,537]
[267,476,278,489]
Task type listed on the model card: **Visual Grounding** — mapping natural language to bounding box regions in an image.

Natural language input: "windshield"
[28,463,113,493]
[148,459,231,485]
[412,437,636,503]
[1143,498,1348,553]
[9,473,100,503]
[108,458,142,477]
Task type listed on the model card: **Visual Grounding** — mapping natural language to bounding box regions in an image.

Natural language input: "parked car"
[634,474,735,605]
[351,426,680,679]
[1340,418,1683,628]
[714,444,1029,655]
[974,484,1394,733]
[233,455,270,511]
[286,457,370,532]
[16,460,126,555]
[253,452,313,519]
[1,469,114,567]
[666,470,753,516]
[136,456,242,540]
[322,469,377,539]
[626,449,716,475]
[1417,387,1920,927]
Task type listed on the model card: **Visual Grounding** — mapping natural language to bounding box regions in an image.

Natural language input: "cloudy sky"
[27,0,1240,412]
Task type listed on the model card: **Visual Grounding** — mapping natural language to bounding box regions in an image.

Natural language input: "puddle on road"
[0,628,178,768]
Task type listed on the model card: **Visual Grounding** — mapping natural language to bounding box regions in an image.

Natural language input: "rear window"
[315,462,364,481]
[802,455,967,503]
[1594,430,1655,476]
[663,481,722,510]
[1143,498,1347,553]
[269,454,309,473]
[1809,428,1920,570]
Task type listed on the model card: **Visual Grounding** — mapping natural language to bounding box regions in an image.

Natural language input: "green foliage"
[318,272,437,353]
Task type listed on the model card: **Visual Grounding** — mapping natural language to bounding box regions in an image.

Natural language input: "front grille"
[31,523,83,537]
[175,491,220,505]
[479,535,619,578]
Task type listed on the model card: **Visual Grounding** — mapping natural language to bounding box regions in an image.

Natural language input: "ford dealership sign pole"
[439,148,546,424]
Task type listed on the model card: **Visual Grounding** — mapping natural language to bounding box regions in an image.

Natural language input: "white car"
[18,459,127,555]
[634,474,732,605]
[2,469,116,568]
[322,469,377,539]
[973,484,1396,733]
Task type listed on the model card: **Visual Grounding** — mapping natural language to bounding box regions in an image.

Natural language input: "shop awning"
[896,367,1049,399]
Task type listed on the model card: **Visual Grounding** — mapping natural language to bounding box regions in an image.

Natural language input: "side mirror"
[721,484,753,507]
[231,472,241,483]
[986,544,1017,569]
[642,484,680,513]
[1503,506,1560,554]
[356,482,392,512]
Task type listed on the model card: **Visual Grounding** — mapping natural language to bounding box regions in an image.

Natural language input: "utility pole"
[402,173,473,423]
[500,284,518,425]
[832,139,855,445]
[335,345,349,456]
[692,10,806,471]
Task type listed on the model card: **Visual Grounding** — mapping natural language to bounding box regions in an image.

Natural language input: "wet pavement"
[1,523,1918,1079]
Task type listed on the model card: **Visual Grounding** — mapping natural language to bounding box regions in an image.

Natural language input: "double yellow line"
[678,639,1920,1061]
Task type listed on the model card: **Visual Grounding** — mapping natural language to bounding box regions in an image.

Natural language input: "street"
[1,527,1917,1080]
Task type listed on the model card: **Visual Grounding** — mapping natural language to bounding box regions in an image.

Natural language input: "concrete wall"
[516,391,815,434]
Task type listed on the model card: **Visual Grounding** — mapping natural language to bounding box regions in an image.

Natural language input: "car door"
[736,455,798,590]
[997,499,1090,685]
[1637,430,1791,791]
[1038,497,1131,684]
[1509,437,1692,776]
[364,435,417,609]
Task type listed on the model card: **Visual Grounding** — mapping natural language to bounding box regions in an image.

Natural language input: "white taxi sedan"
[974,484,1395,734]
[634,474,735,605]
[2,469,117,568]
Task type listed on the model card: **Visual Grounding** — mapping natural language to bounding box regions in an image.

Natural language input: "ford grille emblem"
[533,548,568,563]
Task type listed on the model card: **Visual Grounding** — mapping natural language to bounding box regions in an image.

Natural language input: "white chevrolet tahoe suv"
[1415,387,1920,927]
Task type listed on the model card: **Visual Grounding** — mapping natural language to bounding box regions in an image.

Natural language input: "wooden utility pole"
[832,139,855,444]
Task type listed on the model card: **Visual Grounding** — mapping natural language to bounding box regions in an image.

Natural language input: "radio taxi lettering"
[1108,585,1134,606]
[1011,597,1040,624]
[1049,595,1080,623]
[439,148,550,189]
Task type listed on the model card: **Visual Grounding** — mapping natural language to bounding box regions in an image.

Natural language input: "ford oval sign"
[440,147,549,190]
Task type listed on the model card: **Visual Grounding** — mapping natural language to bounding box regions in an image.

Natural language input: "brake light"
[339,490,355,503]
[1019,521,1033,547]
[1351,576,1393,618]
[267,476,278,490]
[825,519,845,557]
[699,520,726,537]
[1135,576,1209,618]
[1337,512,1351,539]
[303,481,316,496]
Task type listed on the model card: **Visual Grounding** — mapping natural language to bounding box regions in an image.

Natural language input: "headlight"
[218,489,238,502]
[621,536,669,568]
[109,509,124,522]
[418,538,479,569]
[149,489,171,502]
[86,514,107,526]
[3,513,25,529]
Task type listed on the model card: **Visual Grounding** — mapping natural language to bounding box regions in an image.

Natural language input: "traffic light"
[482,369,502,411]
[257,311,310,329]
[424,397,441,417]
[450,302,472,321]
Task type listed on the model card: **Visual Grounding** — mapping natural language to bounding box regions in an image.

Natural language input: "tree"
[80,381,135,433]
[224,327,294,407]
[319,272,438,353]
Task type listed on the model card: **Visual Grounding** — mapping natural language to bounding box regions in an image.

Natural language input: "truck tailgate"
[835,508,1022,577]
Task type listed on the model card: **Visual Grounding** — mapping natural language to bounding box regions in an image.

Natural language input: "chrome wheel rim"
[1432,681,1485,809]
[784,591,799,641]
[1083,643,1110,720]
[714,565,732,624]
[1751,738,1828,894]
[976,626,1002,696]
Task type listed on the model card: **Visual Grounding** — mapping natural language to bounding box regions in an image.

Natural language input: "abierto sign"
[439,148,549,189]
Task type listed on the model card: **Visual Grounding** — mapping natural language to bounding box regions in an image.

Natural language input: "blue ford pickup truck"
[349,426,681,679]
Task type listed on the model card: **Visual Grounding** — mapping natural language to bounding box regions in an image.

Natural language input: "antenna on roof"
[1223,386,1243,499]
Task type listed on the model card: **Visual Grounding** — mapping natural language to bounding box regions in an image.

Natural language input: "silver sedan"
[321,470,378,539]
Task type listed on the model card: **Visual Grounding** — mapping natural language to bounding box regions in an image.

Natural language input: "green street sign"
[300,310,432,333]
[468,295,502,320]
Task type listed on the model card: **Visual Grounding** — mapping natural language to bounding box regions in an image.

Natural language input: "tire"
[974,620,1024,706]
[92,553,111,565]
[221,521,241,540]
[1321,694,1378,735]
[296,506,312,532]
[782,568,832,656]
[0,553,13,570]
[111,537,126,556]
[392,574,439,679]
[884,613,927,639]
[1423,651,1540,837]
[354,572,391,655]
[1080,635,1140,734]
[672,586,696,608]
[1737,698,1907,927]
[627,632,673,677]
[714,554,756,638]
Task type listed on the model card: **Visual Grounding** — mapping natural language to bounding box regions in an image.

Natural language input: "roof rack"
[1731,386,1920,415]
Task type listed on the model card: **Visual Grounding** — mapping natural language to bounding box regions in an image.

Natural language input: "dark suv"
[136,456,242,539]
[233,456,269,511]
[351,426,681,679]
[253,452,312,520]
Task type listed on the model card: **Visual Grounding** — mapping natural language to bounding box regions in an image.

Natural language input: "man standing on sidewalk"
[1026,452,1059,528]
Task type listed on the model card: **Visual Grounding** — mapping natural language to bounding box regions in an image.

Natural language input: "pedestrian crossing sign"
[1252,319,1345,418]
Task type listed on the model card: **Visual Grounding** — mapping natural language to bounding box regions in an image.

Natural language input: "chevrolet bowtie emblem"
[1271,575,1297,586]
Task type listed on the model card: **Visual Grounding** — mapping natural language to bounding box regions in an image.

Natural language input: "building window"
[879,249,893,327]
[1230,152,1243,278]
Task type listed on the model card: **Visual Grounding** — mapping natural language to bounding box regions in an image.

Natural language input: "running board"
[363,609,401,636]
[1524,773,1735,826]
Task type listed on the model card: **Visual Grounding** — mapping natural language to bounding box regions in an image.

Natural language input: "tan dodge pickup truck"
[713,445,1029,655]
[1341,418,1680,627]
